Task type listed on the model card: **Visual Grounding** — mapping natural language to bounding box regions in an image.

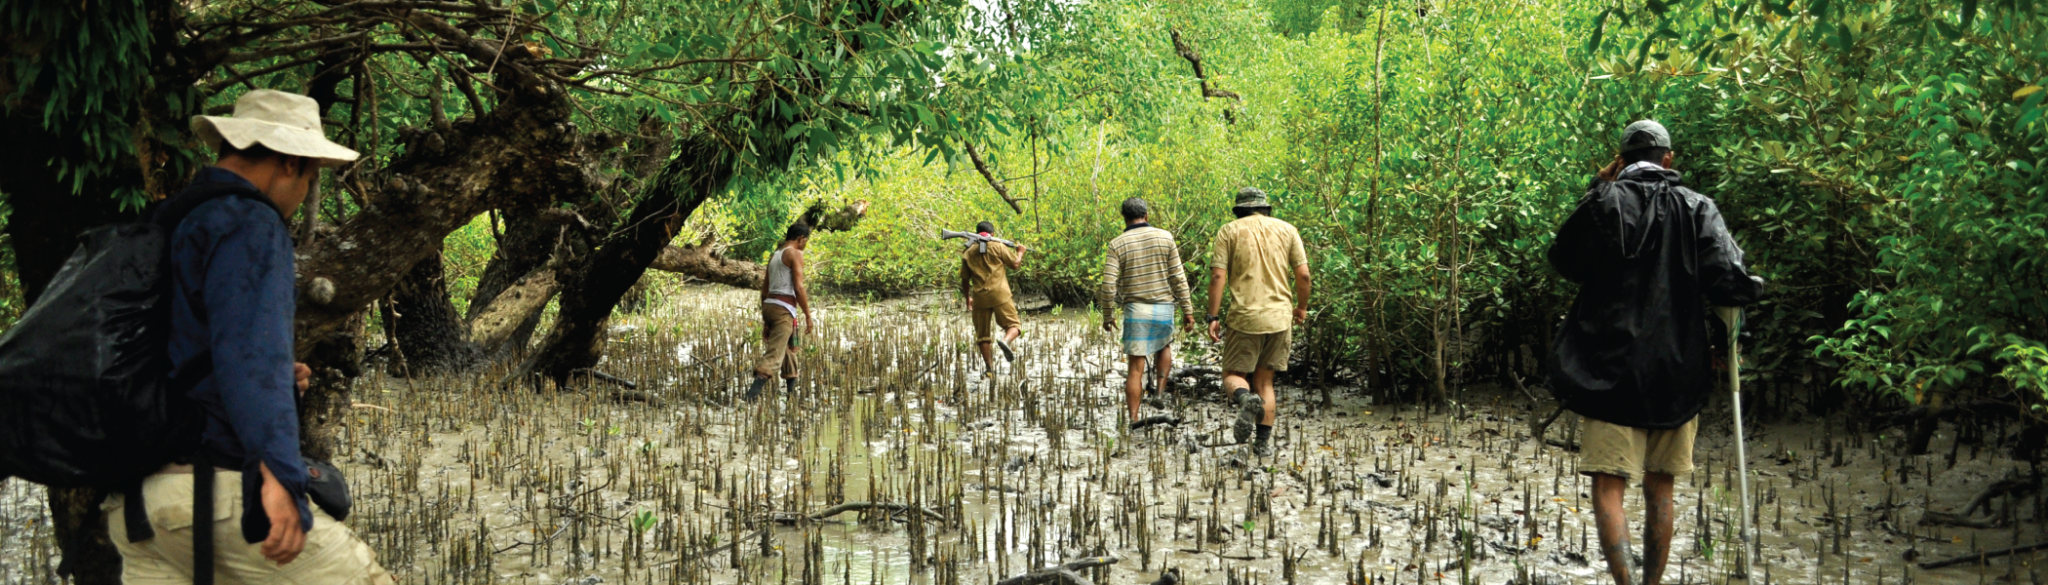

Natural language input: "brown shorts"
[973,301,1021,343]
[1578,415,1698,482]
[1221,327,1291,373]
[754,302,800,379]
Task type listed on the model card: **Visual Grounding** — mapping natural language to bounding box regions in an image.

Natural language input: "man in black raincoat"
[1548,120,1764,585]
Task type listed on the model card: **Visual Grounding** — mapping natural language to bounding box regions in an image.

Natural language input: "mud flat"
[3,285,2043,584]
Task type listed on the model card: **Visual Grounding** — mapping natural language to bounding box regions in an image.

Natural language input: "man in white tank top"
[745,222,814,401]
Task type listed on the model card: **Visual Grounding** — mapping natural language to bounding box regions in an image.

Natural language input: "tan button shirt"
[961,241,1019,306]
[1210,214,1308,334]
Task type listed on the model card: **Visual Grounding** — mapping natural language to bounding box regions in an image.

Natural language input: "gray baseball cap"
[1234,187,1271,209]
[1621,120,1671,152]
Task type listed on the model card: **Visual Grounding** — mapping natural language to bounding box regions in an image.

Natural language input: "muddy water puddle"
[2,285,2043,584]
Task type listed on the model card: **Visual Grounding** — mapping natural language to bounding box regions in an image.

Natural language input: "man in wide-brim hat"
[1203,186,1313,458]
[104,89,394,583]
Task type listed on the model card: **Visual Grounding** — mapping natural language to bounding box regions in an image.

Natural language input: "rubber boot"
[1232,389,1262,444]
[743,377,767,402]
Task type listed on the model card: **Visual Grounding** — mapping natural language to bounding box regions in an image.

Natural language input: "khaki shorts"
[973,300,1022,343]
[755,302,800,379]
[1222,327,1292,373]
[104,469,393,585]
[1578,416,1698,482]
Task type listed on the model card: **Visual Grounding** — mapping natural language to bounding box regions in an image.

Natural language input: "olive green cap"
[1234,187,1271,209]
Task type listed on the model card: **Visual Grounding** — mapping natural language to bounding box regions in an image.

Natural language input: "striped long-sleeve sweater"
[1099,224,1196,324]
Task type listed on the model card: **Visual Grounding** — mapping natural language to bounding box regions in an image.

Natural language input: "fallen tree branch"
[572,369,638,389]
[996,556,1122,585]
[1919,540,2048,570]
[647,244,763,289]
[1130,415,1183,431]
[786,501,946,524]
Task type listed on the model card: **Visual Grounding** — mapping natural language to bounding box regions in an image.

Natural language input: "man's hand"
[803,314,815,335]
[1597,154,1624,182]
[1206,320,1223,343]
[1101,320,1117,334]
[1293,306,1308,325]
[257,462,306,565]
[1181,317,1196,334]
[965,296,974,311]
[293,363,311,395]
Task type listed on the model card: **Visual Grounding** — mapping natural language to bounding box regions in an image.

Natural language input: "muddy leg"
[1223,371,1250,399]
[1125,356,1147,420]
[1642,473,1676,585]
[1154,347,1174,399]
[1253,367,1277,425]
[1591,473,1639,585]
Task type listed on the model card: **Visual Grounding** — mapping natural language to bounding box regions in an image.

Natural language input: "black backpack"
[0,183,269,488]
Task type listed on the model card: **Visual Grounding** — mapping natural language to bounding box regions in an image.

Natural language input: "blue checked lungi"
[1121,302,1176,356]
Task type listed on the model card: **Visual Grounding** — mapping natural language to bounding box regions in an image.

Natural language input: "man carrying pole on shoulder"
[1548,120,1764,585]
[1099,197,1197,423]
[960,220,1027,378]
[1205,187,1311,458]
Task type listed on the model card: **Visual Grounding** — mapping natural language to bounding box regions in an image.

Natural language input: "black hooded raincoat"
[1547,167,1764,430]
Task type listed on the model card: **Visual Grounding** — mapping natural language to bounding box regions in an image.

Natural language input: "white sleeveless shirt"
[766,247,797,297]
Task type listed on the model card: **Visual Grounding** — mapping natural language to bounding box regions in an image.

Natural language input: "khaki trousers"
[754,302,800,379]
[103,469,393,585]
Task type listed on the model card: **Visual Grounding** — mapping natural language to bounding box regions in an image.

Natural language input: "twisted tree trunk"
[522,137,733,387]
[388,249,480,375]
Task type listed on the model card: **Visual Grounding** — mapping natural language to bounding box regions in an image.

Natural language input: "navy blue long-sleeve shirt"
[165,166,312,532]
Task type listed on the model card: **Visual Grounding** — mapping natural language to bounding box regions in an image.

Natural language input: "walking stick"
[1715,306,1756,580]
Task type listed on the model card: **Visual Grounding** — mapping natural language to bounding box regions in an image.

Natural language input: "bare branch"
[964,142,1025,215]
[1169,28,1242,102]
[223,31,370,64]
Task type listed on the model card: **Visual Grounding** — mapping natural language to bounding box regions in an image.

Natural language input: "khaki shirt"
[1210,214,1308,334]
[961,241,1019,306]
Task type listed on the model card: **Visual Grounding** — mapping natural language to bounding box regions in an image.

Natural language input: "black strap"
[118,352,216,546]
[192,452,215,585]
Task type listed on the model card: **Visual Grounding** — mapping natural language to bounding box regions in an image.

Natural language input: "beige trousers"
[102,469,393,585]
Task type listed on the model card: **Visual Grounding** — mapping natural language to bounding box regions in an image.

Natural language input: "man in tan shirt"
[1204,187,1311,458]
[960,220,1028,377]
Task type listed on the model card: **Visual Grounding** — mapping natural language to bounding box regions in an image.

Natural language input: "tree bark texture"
[469,268,559,352]
[389,250,480,375]
[648,245,764,289]
[522,137,733,386]
[466,206,559,324]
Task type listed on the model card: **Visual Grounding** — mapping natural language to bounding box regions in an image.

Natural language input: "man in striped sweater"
[1099,197,1197,423]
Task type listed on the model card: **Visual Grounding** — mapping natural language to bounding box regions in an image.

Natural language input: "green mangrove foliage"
[797,0,2046,412]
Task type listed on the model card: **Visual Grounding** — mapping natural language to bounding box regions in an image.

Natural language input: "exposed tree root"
[1130,415,1183,431]
[1919,540,2048,570]
[996,556,1122,585]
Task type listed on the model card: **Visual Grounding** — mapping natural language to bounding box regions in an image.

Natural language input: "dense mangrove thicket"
[0,0,2045,580]
[778,0,2048,420]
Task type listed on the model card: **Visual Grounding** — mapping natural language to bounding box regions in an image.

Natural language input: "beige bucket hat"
[191,90,359,167]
